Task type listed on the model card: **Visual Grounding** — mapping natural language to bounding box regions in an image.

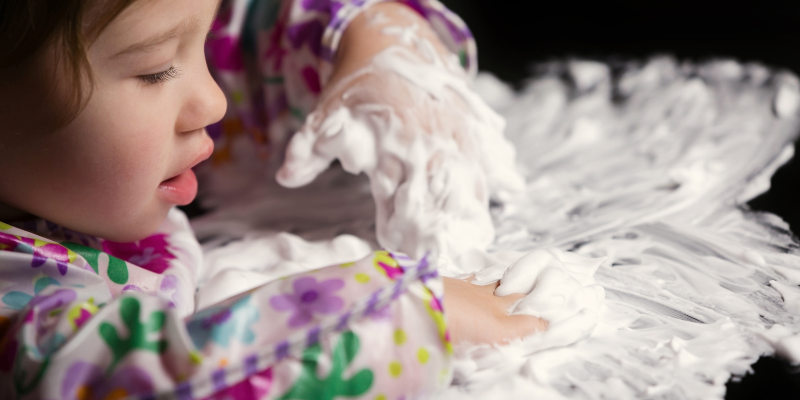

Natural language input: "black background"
[437,0,800,398]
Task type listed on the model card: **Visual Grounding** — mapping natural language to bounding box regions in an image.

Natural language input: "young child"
[0,0,544,398]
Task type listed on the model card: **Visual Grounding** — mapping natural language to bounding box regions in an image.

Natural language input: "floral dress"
[0,210,450,399]
[0,0,475,398]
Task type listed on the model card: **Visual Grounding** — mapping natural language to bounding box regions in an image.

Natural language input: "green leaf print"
[277,331,373,400]
[61,242,129,283]
[106,256,128,284]
[99,297,167,371]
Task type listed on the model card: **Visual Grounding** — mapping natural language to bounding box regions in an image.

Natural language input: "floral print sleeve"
[0,210,453,399]
[205,0,476,164]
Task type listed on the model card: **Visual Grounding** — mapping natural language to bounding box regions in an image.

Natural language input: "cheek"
[68,123,166,207]
[1,90,177,239]
[63,96,174,212]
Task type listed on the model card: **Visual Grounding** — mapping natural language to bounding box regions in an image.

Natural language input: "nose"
[175,61,228,134]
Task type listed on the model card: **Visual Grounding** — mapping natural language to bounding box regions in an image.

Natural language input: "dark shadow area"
[438,0,800,398]
[726,356,800,400]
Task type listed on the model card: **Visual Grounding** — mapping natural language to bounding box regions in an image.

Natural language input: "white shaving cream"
[194,36,800,399]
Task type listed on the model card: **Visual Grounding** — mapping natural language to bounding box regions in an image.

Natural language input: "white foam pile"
[192,56,800,399]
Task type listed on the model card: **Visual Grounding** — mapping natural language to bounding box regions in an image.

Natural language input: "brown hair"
[0,0,139,125]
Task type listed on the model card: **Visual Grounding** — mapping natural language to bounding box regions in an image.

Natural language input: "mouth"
[157,140,214,205]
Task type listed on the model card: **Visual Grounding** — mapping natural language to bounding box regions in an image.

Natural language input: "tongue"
[157,169,198,205]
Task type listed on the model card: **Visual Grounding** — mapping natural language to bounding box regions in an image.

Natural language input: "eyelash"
[138,66,181,85]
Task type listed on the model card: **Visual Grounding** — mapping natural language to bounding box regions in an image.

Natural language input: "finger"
[276,124,334,188]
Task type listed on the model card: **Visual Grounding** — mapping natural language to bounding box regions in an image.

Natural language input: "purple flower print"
[287,20,324,57]
[102,233,175,274]
[0,232,76,275]
[28,288,77,313]
[61,361,154,400]
[159,275,179,309]
[2,276,61,311]
[327,2,347,31]
[369,304,392,321]
[27,289,78,337]
[270,277,344,328]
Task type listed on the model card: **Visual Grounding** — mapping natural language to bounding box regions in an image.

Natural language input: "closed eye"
[138,66,181,85]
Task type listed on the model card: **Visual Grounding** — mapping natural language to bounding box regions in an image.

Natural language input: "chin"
[74,207,171,243]
[106,217,169,242]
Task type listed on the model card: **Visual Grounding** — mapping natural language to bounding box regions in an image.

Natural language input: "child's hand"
[443,276,547,345]
[276,3,524,260]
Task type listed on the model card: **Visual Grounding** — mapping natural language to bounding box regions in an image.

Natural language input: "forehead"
[90,0,220,55]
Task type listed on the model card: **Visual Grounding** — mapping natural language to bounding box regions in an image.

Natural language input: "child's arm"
[278,2,544,344]
[329,2,458,84]
[277,2,526,261]
[0,230,542,398]
[443,276,548,344]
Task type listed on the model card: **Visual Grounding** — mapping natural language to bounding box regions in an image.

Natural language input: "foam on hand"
[496,248,605,325]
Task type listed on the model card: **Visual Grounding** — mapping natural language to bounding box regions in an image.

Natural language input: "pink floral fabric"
[101,234,176,274]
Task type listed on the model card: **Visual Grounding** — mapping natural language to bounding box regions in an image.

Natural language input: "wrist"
[330,2,448,85]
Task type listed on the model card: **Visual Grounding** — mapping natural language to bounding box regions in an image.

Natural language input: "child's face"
[0,0,226,241]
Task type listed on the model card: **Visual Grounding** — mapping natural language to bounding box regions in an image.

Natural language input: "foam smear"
[441,58,800,400]
[194,54,800,399]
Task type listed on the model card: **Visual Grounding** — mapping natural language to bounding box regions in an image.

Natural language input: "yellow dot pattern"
[389,361,402,378]
[393,329,407,345]
[417,348,430,364]
[374,395,387,400]
[355,273,370,283]
[189,351,203,365]
[340,262,355,268]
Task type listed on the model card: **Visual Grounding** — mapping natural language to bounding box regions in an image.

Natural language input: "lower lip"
[158,169,198,205]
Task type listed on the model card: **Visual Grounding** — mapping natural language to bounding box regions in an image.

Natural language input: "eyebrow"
[112,16,203,58]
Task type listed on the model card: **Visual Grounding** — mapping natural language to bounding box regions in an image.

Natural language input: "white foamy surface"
[193,56,800,399]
